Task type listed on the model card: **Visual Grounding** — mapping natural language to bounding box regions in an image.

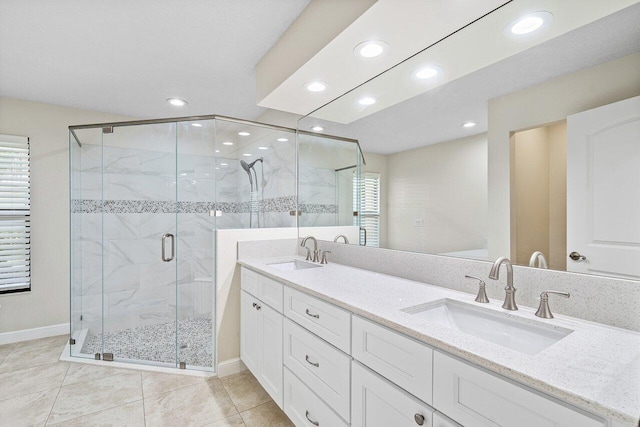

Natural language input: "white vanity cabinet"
[240,268,284,408]
[240,265,612,427]
[432,351,606,427]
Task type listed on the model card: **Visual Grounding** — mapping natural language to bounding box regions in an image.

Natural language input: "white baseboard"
[217,357,247,377]
[0,323,69,346]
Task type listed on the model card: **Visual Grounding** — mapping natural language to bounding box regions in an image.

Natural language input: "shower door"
[100,122,180,367]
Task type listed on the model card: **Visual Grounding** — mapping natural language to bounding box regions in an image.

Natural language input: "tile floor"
[0,335,294,427]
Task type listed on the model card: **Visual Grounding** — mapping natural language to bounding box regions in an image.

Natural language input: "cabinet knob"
[252,302,257,308]
[414,413,425,425]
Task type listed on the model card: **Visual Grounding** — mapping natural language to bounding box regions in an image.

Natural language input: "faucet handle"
[465,275,489,303]
[304,247,312,261]
[535,290,570,319]
[320,250,331,264]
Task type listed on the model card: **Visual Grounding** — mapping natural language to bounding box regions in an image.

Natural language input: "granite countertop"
[238,256,640,426]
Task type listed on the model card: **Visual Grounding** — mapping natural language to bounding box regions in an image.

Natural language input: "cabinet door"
[260,302,283,408]
[352,362,434,427]
[433,351,606,427]
[241,291,260,374]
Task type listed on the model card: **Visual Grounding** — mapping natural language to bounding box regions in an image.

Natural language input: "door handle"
[569,251,586,261]
[162,233,175,262]
[360,227,367,246]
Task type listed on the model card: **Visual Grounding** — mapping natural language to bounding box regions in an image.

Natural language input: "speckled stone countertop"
[238,256,640,426]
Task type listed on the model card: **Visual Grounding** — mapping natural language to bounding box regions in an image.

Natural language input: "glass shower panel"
[69,127,104,359]
[214,119,297,229]
[175,119,216,370]
[297,132,362,243]
[99,123,178,366]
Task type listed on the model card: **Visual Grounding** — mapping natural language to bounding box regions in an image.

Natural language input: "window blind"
[0,135,30,293]
[354,173,380,247]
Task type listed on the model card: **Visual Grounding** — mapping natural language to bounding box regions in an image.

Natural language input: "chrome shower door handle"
[360,227,367,246]
[161,233,175,262]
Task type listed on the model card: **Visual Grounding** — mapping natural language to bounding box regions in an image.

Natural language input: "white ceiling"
[258,0,509,116]
[300,2,640,154]
[0,0,310,120]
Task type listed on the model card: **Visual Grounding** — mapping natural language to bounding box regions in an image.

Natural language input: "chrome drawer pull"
[305,309,320,319]
[305,355,319,367]
[255,304,261,311]
[252,302,257,308]
[305,410,319,426]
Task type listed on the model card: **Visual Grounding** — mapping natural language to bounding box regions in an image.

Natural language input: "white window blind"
[0,135,30,293]
[354,173,380,247]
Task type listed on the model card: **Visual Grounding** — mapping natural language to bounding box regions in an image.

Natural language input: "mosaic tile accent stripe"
[72,196,337,214]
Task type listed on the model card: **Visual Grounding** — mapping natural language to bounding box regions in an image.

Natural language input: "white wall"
[0,97,130,334]
[386,133,488,254]
[488,52,640,260]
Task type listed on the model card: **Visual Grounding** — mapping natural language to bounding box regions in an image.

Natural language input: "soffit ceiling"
[300,1,640,154]
[0,0,310,120]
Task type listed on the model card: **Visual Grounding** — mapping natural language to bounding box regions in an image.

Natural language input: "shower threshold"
[64,318,214,374]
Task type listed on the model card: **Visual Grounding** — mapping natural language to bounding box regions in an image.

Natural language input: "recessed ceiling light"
[414,66,440,80]
[238,131,250,136]
[258,146,269,150]
[166,98,187,107]
[191,123,202,127]
[220,163,228,166]
[311,126,324,132]
[277,137,289,142]
[355,40,388,58]
[358,96,377,106]
[462,122,477,128]
[242,153,252,157]
[222,141,234,146]
[305,81,328,93]
[506,11,552,36]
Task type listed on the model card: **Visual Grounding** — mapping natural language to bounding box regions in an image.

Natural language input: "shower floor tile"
[80,318,213,368]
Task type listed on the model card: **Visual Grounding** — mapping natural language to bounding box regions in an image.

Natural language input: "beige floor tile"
[240,401,294,427]
[47,370,142,425]
[0,362,69,401]
[142,370,207,399]
[63,362,133,386]
[204,414,246,427]
[0,387,59,427]
[144,378,238,427]
[221,370,272,412]
[0,343,16,365]
[1,335,67,370]
[48,400,145,427]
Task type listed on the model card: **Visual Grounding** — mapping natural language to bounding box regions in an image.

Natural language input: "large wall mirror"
[298,0,640,281]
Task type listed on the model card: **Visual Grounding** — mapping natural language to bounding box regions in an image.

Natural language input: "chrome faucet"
[488,257,518,310]
[301,236,319,263]
[529,251,549,269]
[333,234,349,244]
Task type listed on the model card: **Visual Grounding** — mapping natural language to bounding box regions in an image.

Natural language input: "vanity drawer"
[284,367,348,427]
[283,318,351,421]
[284,286,351,353]
[352,361,434,427]
[352,315,433,405]
[432,351,606,427]
[241,267,283,313]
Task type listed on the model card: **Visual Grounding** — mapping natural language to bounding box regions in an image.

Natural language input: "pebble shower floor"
[80,318,213,368]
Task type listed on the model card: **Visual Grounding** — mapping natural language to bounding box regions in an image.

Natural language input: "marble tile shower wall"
[298,165,339,227]
[73,141,301,335]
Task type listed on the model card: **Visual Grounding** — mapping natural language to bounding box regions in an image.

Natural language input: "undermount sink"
[402,299,572,355]
[268,260,321,271]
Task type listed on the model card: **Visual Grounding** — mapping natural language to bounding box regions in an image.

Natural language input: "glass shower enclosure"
[69,114,359,372]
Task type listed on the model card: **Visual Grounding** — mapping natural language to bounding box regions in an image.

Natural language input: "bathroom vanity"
[238,256,639,427]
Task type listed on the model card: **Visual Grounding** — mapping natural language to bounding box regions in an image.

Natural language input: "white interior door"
[567,95,640,279]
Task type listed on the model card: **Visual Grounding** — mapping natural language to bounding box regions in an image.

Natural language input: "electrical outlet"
[414,219,424,227]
